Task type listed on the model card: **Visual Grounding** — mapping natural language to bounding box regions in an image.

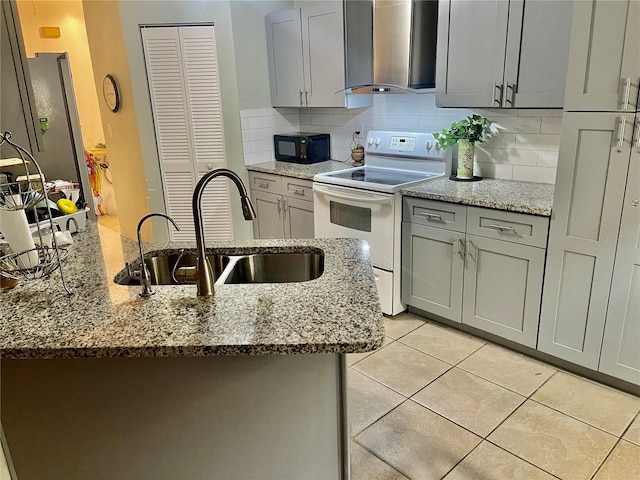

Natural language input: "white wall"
[230,0,293,110]
[240,95,562,184]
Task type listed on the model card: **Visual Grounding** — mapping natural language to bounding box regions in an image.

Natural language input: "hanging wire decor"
[0,131,73,294]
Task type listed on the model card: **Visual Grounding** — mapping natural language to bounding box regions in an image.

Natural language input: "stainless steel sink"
[115,254,229,286]
[116,251,324,286]
[219,253,324,284]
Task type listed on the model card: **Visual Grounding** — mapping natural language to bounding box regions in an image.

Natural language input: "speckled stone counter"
[0,223,384,359]
[401,178,554,216]
[246,159,352,180]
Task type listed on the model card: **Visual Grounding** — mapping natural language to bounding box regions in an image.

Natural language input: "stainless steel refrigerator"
[26,52,95,220]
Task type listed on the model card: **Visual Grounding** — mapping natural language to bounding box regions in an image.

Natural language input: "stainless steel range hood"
[348,0,439,94]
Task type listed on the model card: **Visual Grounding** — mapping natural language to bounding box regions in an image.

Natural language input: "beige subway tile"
[493,116,541,134]
[537,150,559,167]
[514,133,561,151]
[512,166,557,184]
[540,116,563,134]
[492,148,538,166]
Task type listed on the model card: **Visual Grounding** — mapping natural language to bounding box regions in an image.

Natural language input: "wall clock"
[102,74,120,112]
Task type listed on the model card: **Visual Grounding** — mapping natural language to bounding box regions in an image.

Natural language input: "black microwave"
[273,133,330,164]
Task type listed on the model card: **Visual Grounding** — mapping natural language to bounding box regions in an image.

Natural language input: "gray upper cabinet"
[1,1,43,157]
[264,9,305,108]
[265,2,372,109]
[599,114,640,385]
[436,0,573,108]
[564,0,639,112]
[538,112,633,369]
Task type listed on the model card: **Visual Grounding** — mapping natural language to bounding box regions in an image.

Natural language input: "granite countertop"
[0,223,384,359]
[246,159,353,181]
[401,178,555,216]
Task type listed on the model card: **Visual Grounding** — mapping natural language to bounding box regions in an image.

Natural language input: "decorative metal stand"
[0,131,73,294]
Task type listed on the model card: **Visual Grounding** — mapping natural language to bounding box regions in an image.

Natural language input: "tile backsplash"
[240,94,562,184]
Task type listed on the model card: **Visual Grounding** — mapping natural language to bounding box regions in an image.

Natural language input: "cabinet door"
[599,116,640,385]
[462,235,545,348]
[265,9,305,107]
[538,112,633,368]
[283,197,314,239]
[401,222,464,322]
[252,191,285,239]
[503,0,573,108]
[301,2,346,107]
[565,0,639,112]
[435,0,509,107]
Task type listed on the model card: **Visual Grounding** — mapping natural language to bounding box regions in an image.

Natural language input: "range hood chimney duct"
[348,0,439,94]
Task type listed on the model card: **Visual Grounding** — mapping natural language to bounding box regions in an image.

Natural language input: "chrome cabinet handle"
[634,120,640,150]
[617,116,627,148]
[493,82,503,106]
[282,198,287,220]
[258,182,269,189]
[293,188,305,196]
[419,212,442,220]
[299,90,304,107]
[505,83,516,106]
[622,77,632,110]
[467,239,477,263]
[276,197,282,216]
[457,237,465,260]
[489,223,516,233]
[305,90,309,106]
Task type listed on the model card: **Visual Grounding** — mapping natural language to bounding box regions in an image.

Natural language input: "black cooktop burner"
[326,167,432,186]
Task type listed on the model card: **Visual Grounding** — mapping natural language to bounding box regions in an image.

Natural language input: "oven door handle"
[313,184,393,205]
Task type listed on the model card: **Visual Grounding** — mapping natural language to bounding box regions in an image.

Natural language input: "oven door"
[313,183,394,271]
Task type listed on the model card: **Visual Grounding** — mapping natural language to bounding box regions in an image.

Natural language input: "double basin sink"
[116,249,324,286]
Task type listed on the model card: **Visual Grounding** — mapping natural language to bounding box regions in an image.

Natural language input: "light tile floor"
[349,312,640,480]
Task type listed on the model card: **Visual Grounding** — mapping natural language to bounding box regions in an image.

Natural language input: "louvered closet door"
[142,25,233,242]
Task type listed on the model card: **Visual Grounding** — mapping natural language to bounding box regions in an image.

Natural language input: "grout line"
[619,411,640,445]
[483,439,563,479]
[588,437,622,480]
[526,396,630,438]
[436,439,484,480]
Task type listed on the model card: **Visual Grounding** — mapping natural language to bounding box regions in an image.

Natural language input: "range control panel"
[365,131,449,161]
[389,136,416,151]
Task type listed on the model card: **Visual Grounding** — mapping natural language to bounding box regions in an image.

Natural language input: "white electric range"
[313,131,451,315]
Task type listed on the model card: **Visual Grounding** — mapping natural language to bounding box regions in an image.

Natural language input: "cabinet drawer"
[283,178,313,200]
[467,207,549,248]
[403,197,467,232]
[249,172,282,194]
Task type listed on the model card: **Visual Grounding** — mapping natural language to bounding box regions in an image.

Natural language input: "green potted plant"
[351,131,365,166]
[433,114,498,180]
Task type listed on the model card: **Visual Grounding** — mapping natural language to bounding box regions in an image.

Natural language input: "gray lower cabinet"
[249,171,314,239]
[402,197,548,348]
[402,222,464,322]
[462,234,545,347]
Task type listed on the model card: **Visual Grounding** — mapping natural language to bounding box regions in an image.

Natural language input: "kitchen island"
[0,223,384,479]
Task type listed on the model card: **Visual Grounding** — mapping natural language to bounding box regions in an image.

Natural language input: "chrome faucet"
[128,212,180,297]
[193,168,256,296]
